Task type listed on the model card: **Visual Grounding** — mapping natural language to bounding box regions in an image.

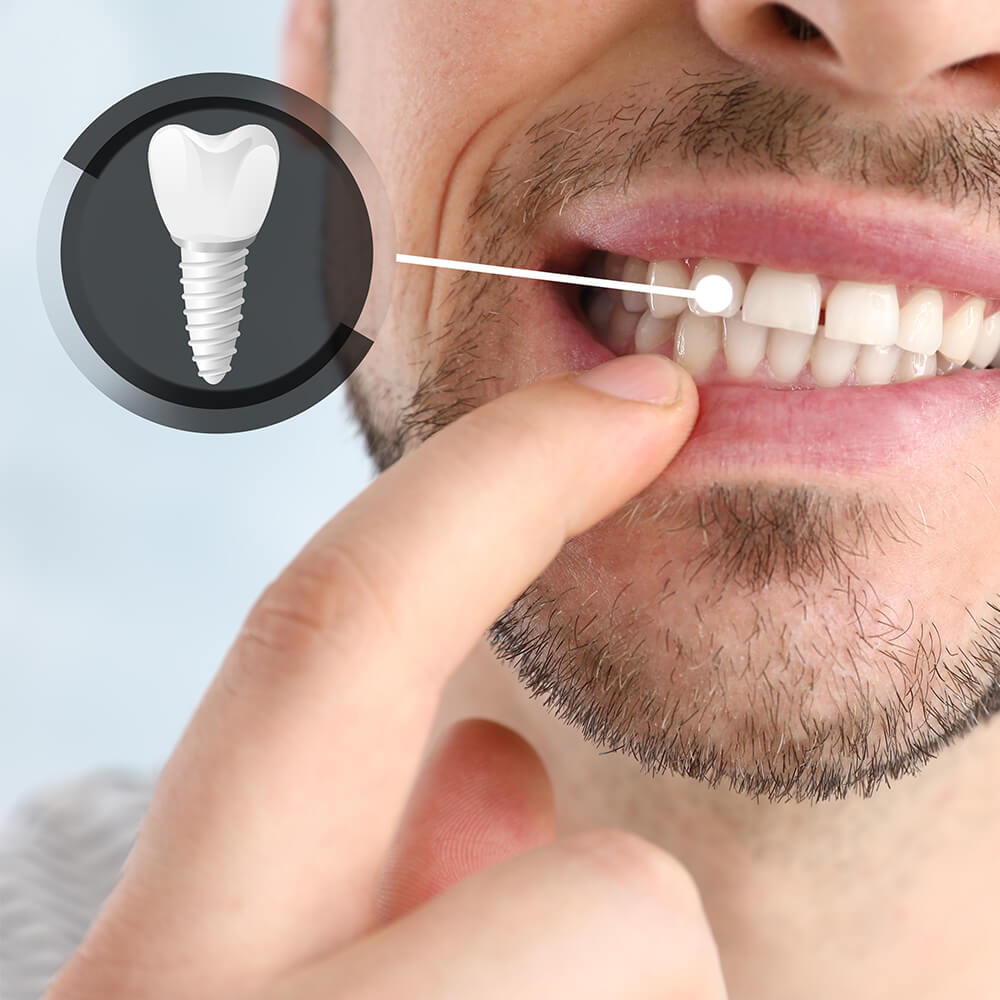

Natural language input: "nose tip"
[696,0,1000,99]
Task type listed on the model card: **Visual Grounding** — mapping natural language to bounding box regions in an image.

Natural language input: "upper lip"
[537,174,1000,304]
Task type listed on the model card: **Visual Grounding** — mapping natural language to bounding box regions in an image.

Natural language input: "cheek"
[330,1,678,397]
[334,0,646,224]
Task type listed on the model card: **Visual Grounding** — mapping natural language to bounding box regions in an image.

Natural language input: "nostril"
[703,0,1000,99]
[771,4,824,43]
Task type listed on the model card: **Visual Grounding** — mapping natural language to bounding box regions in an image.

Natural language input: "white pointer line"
[395,253,696,301]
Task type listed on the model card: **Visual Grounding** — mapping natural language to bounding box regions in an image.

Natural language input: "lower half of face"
[336,0,1000,803]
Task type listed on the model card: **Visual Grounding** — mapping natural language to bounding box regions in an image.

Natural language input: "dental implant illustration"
[147,123,280,385]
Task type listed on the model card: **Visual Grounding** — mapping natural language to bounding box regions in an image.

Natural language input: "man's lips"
[512,182,1000,477]
[530,277,1000,476]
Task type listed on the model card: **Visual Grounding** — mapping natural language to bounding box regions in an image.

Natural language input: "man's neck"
[428,638,1000,999]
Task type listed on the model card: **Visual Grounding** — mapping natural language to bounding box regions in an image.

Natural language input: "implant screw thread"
[178,243,250,385]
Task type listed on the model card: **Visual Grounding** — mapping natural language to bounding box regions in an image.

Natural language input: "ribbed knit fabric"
[0,770,157,1000]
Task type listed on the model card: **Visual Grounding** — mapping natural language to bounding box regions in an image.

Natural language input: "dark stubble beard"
[345,69,1000,804]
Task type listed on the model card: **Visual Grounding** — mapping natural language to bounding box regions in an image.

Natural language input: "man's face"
[332,1,1000,803]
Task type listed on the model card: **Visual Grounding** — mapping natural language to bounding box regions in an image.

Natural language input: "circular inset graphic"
[38,73,395,432]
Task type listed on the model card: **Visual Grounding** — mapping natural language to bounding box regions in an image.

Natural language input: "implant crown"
[148,123,280,246]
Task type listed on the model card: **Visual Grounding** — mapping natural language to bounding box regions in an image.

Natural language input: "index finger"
[74,356,697,992]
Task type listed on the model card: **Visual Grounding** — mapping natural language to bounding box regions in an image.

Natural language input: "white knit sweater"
[0,770,157,1000]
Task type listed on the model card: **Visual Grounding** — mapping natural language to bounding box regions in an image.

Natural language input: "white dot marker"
[693,274,735,316]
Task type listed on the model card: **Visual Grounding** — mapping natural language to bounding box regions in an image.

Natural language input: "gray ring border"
[37,75,395,433]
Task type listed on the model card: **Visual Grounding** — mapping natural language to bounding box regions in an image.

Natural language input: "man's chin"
[483,477,1000,805]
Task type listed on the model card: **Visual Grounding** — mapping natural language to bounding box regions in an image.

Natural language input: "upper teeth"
[591,253,1000,386]
[824,281,898,347]
[742,267,821,335]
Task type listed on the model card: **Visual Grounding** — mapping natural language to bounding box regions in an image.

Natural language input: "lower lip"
[543,290,1000,476]
[680,375,1000,476]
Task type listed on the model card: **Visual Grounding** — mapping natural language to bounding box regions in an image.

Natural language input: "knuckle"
[239,576,336,664]
[235,542,382,668]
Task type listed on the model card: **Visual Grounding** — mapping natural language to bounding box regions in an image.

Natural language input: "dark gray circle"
[39,74,394,432]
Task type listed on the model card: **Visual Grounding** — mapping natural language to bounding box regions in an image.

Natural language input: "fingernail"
[573,354,684,405]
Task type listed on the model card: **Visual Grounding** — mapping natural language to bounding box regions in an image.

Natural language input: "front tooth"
[675,313,722,376]
[968,311,1000,368]
[824,281,899,346]
[939,298,986,364]
[690,259,744,318]
[810,325,860,387]
[742,267,821,335]
[723,316,768,377]
[855,343,901,386]
[895,350,935,383]
[635,312,677,353]
[897,289,943,354]
[647,260,690,318]
[766,327,814,383]
[621,256,649,312]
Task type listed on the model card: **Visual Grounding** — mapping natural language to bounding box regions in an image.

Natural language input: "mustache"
[470,69,1000,248]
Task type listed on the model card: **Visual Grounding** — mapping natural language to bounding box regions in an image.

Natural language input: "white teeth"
[675,313,722,376]
[854,343,902,386]
[895,350,936,383]
[690,259,744,318]
[968,311,1000,369]
[809,325,861,387]
[591,252,1000,382]
[647,260,690,318]
[939,297,986,364]
[824,281,899,346]
[742,267,822,335]
[767,327,815,382]
[723,316,768,377]
[635,312,677,353]
[897,289,943,355]
[621,257,649,312]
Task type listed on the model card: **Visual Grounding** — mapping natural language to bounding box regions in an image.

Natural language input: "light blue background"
[0,1,379,815]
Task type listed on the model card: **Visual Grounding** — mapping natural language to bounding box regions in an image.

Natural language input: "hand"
[44,354,727,999]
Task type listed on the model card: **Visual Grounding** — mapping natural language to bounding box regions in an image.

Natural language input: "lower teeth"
[583,288,995,388]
